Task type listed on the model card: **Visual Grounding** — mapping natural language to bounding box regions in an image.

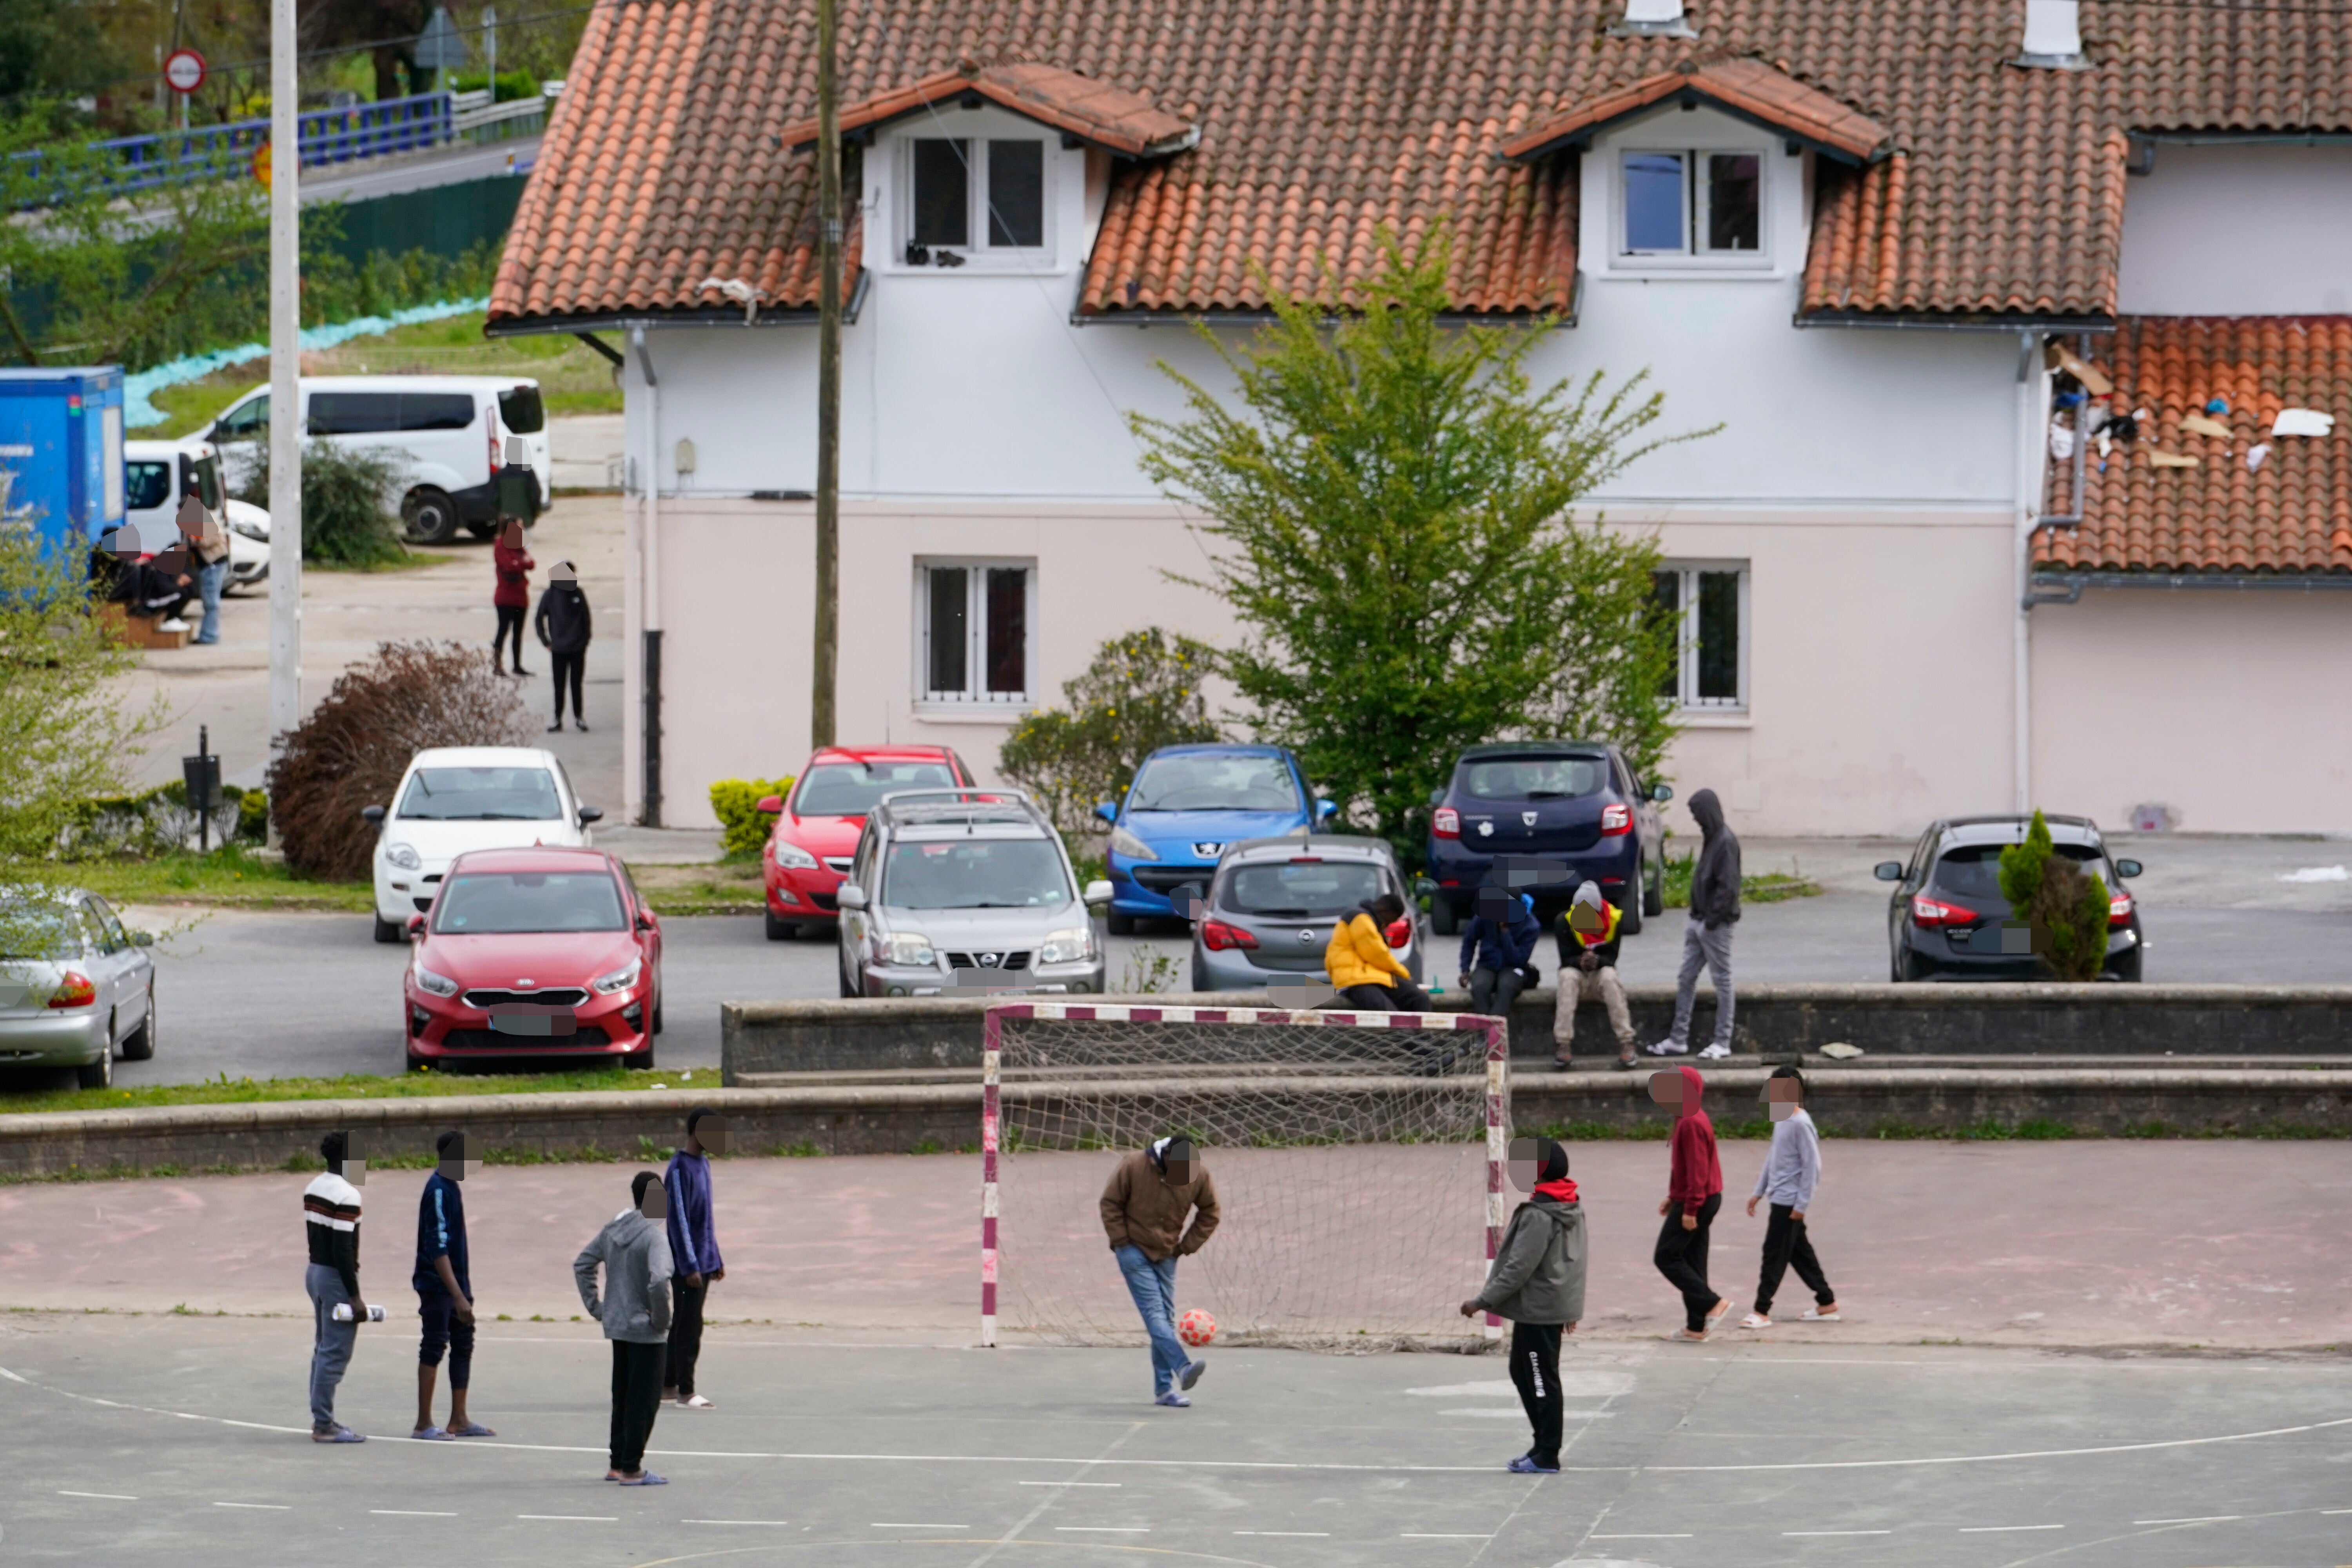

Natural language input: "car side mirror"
[1314,797,1338,822]
[405,914,426,938]
[1651,783,1674,803]
[1083,879,1114,908]
[1873,861,1904,882]
[361,804,386,824]
[132,931,154,947]
[836,883,867,911]
[1413,875,1437,898]
[635,908,655,931]
[2115,858,2143,879]
[755,795,784,815]
[1426,786,1445,808]
[1093,801,1119,827]
[578,806,604,825]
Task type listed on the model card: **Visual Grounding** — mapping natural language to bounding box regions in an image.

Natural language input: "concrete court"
[4,1314,2352,1568]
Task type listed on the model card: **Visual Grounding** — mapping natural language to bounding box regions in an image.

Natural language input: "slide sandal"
[410,1426,454,1441]
[618,1472,668,1486]
[447,1422,497,1437]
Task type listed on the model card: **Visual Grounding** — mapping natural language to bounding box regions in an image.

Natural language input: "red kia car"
[761,746,975,939]
[403,846,664,1071]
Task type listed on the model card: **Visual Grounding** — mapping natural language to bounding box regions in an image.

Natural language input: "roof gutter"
[1071,272,1582,330]
[2029,571,2352,604]
[484,270,871,338]
[1795,307,2114,334]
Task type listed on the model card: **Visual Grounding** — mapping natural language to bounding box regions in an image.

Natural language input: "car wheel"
[1643,858,1665,918]
[764,909,793,941]
[624,1043,655,1071]
[1107,911,1136,936]
[652,993,665,1034]
[1618,867,1644,937]
[1191,956,1211,993]
[401,486,461,544]
[373,913,405,944]
[2109,945,2143,982]
[1429,898,1459,936]
[406,1047,428,1072]
[464,519,499,540]
[838,955,860,998]
[120,983,156,1060]
[1893,943,1931,982]
[77,1024,114,1089]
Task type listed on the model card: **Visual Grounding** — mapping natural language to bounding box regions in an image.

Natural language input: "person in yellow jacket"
[1325,893,1432,1011]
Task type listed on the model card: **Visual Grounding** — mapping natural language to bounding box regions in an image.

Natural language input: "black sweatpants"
[608,1340,666,1473]
[1754,1203,1834,1316]
[666,1280,707,1399]
[1653,1192,1723,1332]
[1468,967,1527,1015]
[550,650,586,720]
[1335,980,1432,1012]
[492,604,528,669]
[1508,1321,1564,1468]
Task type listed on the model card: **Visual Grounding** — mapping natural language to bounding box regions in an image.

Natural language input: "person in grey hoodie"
[1740,1065,1838,1327]
[574,1171,675,1484]
[1459,1137,1587,1474]
[1650,787,1741,1060]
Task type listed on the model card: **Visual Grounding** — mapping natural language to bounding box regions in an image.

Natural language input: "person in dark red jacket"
[1653,1063,1727,1339]
[491,518,535,677]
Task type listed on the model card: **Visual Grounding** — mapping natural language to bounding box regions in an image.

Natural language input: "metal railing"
[15,91,466,201]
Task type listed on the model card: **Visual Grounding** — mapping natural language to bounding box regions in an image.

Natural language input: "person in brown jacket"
[1099,1136,1219,1406]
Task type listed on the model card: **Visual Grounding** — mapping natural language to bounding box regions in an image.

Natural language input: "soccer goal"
[980,1001,1509,1350]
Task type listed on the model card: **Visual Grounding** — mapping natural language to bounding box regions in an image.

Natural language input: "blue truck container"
[0,367,126,563]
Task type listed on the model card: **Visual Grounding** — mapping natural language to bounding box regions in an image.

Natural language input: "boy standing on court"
[574,1171,675,1485]
[1459,1136,1587,1475]
[1741,1066,1839,1328]
[1100,1135,1219,1406]
[412,1130,494,1440]
[1653,1065,1728,1340]
[302,1130,367,1443]
[663,1110,726,1409]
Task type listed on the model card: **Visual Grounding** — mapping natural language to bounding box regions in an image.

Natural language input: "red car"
[402,846,664,1071]
[761,745,975,939]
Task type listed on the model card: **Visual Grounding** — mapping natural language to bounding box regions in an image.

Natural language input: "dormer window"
[1622,150,1762,256]
[905,137,1050,263]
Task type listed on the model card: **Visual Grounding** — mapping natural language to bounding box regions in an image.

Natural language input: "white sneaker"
[158,618,191,632]
[1800,1304,1841,1322]
[1645,1040,1688,1056]
[681,1394,715,1409]
[1698,1043,1731,1059]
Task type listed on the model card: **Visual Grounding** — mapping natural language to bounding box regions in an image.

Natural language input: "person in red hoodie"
[1653,1064,1727,1339]
[491,518,535,677]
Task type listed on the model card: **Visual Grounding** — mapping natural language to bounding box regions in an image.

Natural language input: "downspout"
[632,326,664,828]
[2013,332,2092,811]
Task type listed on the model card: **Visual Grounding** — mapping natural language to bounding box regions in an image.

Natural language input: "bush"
[998,628,1221,831]
[1997,810,2110,982]
[709,777,796,860]
[267,641,529,879]
[56,781,267,860]
[234,438,408,568]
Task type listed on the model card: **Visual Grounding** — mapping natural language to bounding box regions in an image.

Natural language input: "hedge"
[709,777,795,859]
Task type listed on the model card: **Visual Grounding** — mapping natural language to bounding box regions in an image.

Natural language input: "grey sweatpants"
[1666,918,1735,1048]
[305,1263,358,1432]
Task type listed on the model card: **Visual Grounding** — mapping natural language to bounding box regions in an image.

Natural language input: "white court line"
[1018,1480,1121,1487]
[1401,1533,1493,1538]
[1056,1526,1148,1532]
[58,1491,138,1501]
[2134,1515,2241,1524]
[1593,1534,1693,1539]
[873,1523,967,1528]
[1785,1529,1891,1536]
[519,1514,615,1522]
[371,1509,458,1517]
[1234,1531,1329,1536]
[1960,1524,2063,1532]
[2324,1508,2352,1514]
[682,1520,791,1526]
[212,1502,290,1510]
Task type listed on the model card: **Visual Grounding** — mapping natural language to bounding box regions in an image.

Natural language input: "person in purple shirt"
[662,1111,726,1408]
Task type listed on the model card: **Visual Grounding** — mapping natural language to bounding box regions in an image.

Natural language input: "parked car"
[1425,741,1670,935]
[1097,743,1336,934]
[123,439,269,592]
[1875,815,2144,981]
[200,376,553,544]
[760,745,976,940]
[0,886,154,1089]
[363,747,602,944]
[401,846,662,1071]
[836,789,1110,997]
[1189,835,1423,993]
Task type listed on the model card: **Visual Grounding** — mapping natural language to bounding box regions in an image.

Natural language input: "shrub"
[267,641,529,879]
[709,777,796,860]
[234,438,408,568]
[1998,809,2110,982]
[998,628,1221,831]
[56,780,266,859]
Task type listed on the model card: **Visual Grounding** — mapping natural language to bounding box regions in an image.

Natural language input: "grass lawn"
[0,1065,709,1120]
[1661,851,1822,908]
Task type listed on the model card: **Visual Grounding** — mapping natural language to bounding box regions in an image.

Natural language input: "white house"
[488,0,2352,836]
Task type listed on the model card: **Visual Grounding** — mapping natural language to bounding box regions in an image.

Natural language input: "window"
[919,562,1031,704]
[433,871,628,934]
[497,384,545,434]
[399,393,479,431]
[125,461,172,512]
[212,395,269,440]
[1129,753,1301,813]
[396,767,565,821]
[912,138,969,247]
[1621,150,1762,258]
[183,452,223,510]
[309,392,399,435]
[906,137,1050,260]
[1652,565,1748,710]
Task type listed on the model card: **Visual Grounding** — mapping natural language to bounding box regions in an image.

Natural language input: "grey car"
[1189,836,1425,993]
[835,790,1111,998]
[0,887,157,1088]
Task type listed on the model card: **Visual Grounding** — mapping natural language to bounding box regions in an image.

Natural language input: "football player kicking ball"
[1100,1135,1220,1406]
[1461,1137,1587,1474]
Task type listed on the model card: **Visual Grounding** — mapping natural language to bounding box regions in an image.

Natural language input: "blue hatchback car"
[1096,744,1335,933]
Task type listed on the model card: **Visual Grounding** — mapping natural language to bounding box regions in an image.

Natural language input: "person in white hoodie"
[574,1171,676,1483]
[1739,1065,1838,1328]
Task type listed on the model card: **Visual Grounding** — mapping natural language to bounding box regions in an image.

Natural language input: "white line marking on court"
[518,1515,615,1522]
[370,1510,458,1517]
[2323,1508,2352,1514]
[682,1520,791,1526]
[1018,1481,1120,1487]
[873,1523,967,1528]
[1959,1524,2063,1532]
[1400,1533,1493,1538]
[1234,1531,1329,1536]
[1593,1534,1693,1539]
[57,1491,137,1501]
[212,1502,290,1510]
[1055,1526,1148,1532]
[2133,1515,2241,1524]
[1784,1529,1891,1536]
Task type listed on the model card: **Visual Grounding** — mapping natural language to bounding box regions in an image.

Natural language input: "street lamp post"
[265,0,302,780]
[811,0,840,751]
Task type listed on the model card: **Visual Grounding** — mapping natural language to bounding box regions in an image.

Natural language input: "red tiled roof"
[491,0,2352,329]
[781,64,1197,160]
[1499,58,1889,166]
[2036,318,2352,578]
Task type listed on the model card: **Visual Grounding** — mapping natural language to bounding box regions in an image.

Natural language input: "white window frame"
[1617,147,1769,265]
[898,133,1057,267]
[913,557,1038,711]
[1655,561,1750,713]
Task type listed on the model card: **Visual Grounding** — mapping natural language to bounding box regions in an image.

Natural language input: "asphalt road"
[4,1318,2349,1568]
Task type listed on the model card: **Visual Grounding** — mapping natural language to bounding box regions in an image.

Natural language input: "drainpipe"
[2013,332,2093,811]
[633,326,663,828]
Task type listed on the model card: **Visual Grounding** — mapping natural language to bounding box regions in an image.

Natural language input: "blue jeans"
[195,560,227,643]
[1113,1244,1189,1395]
[305,1263,358,1431]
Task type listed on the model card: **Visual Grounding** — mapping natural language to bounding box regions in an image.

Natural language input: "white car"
[122,439,269,592]
[362,747,603,943]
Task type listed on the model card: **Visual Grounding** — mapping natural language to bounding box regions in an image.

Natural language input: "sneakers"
[1801,1303,1841,1321]
[1698,1042,1731,1060]
[1506,1454,1560,1474]
[547,719,564,732]
[1613,1053,1639,1070]
[1178,1358,1206,1391]
[1739,1311,1772,1329]
[1645,1039,1688,1056]
[1154,1391,1191,1407]
[158,617,191,633]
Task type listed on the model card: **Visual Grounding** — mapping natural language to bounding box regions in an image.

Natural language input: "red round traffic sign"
[164,48,207,95]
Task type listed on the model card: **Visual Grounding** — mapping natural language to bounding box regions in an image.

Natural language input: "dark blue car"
[1097,744,1335,933]
[1424,741,1669,936]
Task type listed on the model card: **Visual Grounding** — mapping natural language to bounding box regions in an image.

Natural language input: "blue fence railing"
[15,92,457,202]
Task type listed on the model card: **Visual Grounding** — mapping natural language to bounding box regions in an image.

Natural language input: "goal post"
[980,1001,1509,1350]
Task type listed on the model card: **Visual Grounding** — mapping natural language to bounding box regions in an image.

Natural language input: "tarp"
[122,297,487,428]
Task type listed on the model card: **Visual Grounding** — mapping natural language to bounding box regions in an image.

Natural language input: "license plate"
[488,1010,576,1036]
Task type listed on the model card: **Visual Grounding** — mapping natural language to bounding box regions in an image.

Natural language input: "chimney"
[2019,0,2086,67]
[1612,0,1698,39]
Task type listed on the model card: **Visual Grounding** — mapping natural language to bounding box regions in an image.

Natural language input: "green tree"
[999,628,1222,831]
[1130,229,1701,862]
[1997,809,2110,982]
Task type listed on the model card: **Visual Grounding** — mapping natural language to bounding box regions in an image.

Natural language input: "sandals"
[618,1471,668,1485]
[410,1426,454,1441]
[1739,1311,1772,1329]
[447,1421,497,1437]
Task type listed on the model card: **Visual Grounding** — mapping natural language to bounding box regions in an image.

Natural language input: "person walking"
[1741,1066,1839,1328]
[302,1131,368,1444]
[1099,1136,1219,1406]
[662,1111,726,1410]
[573,1171,675,1485]
[1325,892,1432,1011]
[491,518,535,677]
[535,560,592,732]
[1653,1065,1728,1340]
[1459,1137,1587,1475]
[1553,880,1637,1070]
[178,490,230,645]
[1457,887,1542,1018]
[411,1131,495,1440]
[1649,788,1741,1060]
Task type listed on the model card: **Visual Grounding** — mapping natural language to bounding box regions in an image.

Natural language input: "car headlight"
[229,517,268,541]
[411,963,458,997]
[1109,826,1158,861]
[384,842,422,871]
[592,956,643,995]
[884,931,936,967]
[770,838,819,871]
[1039,926,1095,965]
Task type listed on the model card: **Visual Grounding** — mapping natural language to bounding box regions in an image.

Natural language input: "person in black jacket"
[534,561,592,732]
[1649,788,1741,1060]
[1457,886,1541,1017]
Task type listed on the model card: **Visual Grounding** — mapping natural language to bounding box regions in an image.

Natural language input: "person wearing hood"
[1457,886,1542,1018]
[1650,787,1741,1061]
[1325,891,1431,1011]
[1554,880,1637,1070]
[573,1171,675,1484]
[534,560,593,732]
[1653,1064,1727,1339]
[491,518,535,677]
[1460,1136,1586,1474]
[1099,1135,1219,1406]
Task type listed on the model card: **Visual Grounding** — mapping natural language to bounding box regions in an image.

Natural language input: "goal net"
[981,1001,1508,1351]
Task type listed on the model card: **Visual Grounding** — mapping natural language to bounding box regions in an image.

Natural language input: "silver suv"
[834,790,1111,998]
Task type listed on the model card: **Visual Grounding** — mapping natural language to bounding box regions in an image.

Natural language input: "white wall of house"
[2116,143,2352,316]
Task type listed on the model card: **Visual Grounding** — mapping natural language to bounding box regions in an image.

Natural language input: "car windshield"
[1461,757,1605,801]
[397,767,563,821]
[1933,842,2106,901]
[0,904,80,960]
[432,871,626,933]
[1129,754,1299,813]
[882,838,1071,909]
[795,761,960,817]
[1223,860,1387,918]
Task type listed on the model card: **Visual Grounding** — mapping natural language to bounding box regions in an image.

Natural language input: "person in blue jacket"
[1457,886,1543,1016]
[662,1110,726,1409]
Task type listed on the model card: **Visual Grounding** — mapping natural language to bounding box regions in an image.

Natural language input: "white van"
[122,438,270,592]
[201,376,552,545]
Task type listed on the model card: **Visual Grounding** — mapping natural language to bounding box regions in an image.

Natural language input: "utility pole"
[810,0,840,750]
[266,0,302,775]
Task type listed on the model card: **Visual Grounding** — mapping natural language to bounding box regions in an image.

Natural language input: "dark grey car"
[1874,815,2145,981]
[1189,836,1423,993]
